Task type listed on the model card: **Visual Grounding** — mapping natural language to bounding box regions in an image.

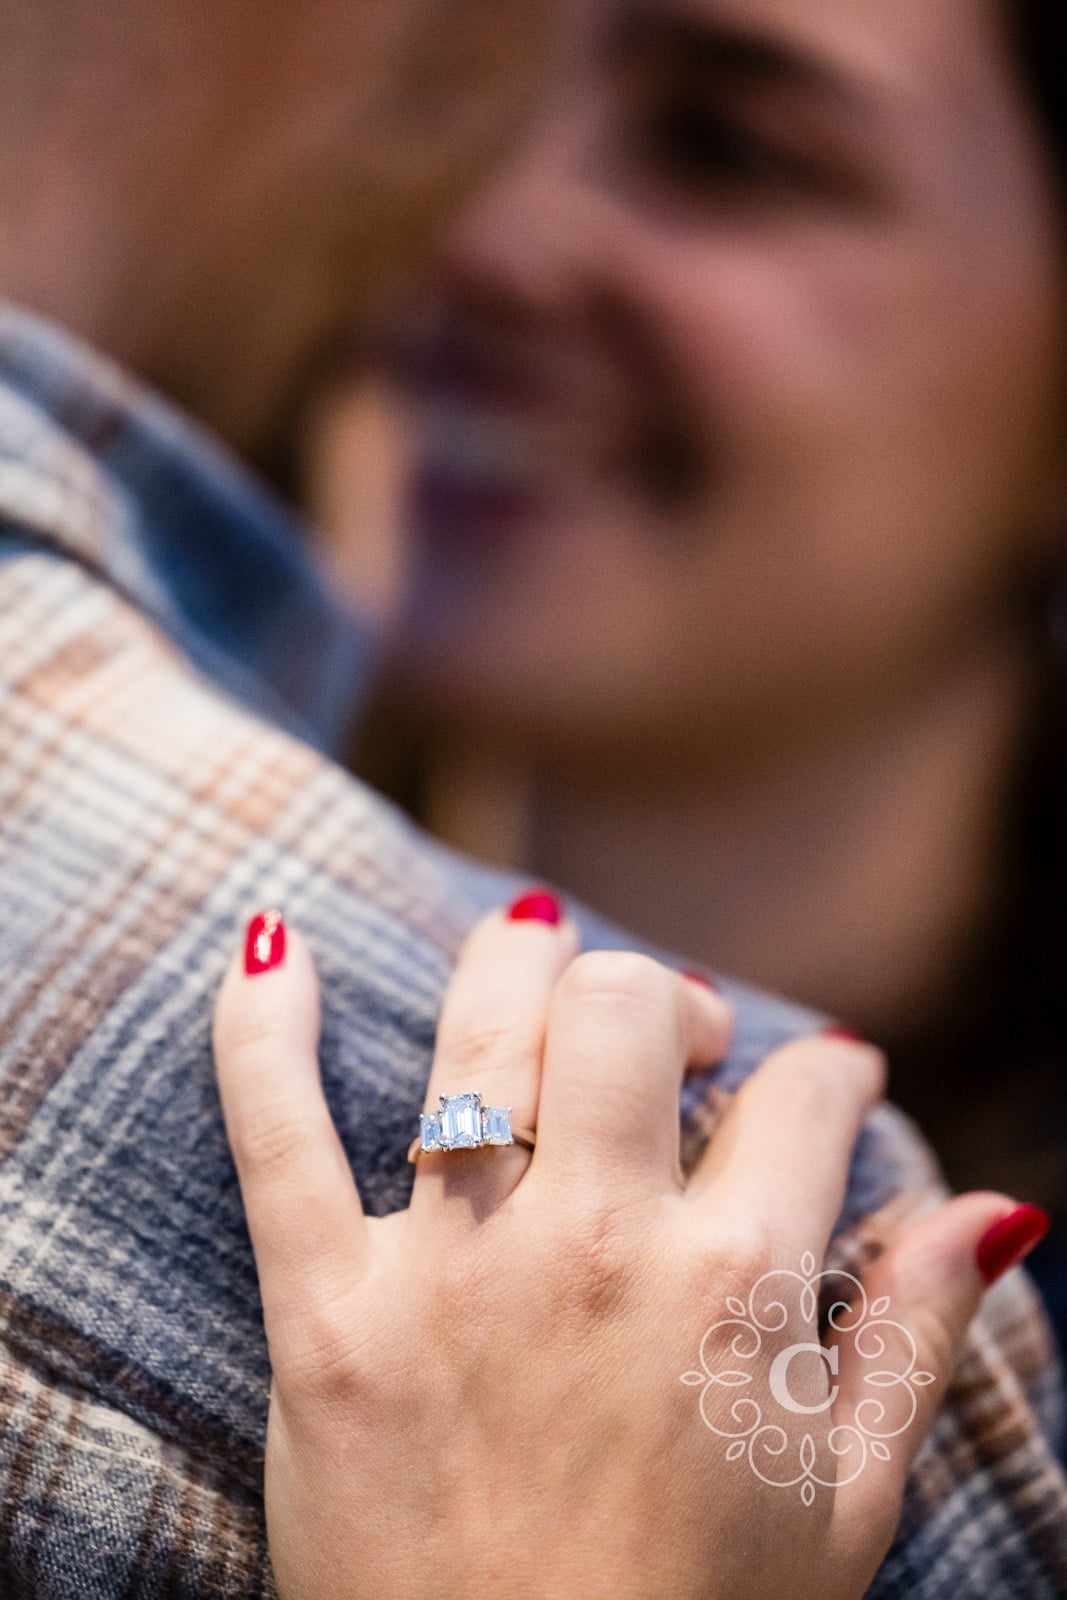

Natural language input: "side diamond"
[419,1111,442,1152]
[483,1105,514,1145]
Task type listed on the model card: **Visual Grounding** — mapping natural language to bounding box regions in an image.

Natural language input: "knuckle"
[229,1098,321,1183]
[559,950,673,1013]
[696,1214,777,1291]
[271,1290,370,1404]
[553,1195,643,1324]
[442,1015,537,1081]
[767,1054,840,1120]
[754,1041,884,1124]
[214,1001,289,1066]
[778,1036,887,1105]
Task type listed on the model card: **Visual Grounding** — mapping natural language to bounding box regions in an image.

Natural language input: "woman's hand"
[213,897,1042,1600]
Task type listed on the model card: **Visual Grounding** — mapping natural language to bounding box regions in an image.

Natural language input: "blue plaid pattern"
[0,304,1063,1596]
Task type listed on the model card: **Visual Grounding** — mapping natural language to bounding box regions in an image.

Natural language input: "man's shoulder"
[0,533,468,1187]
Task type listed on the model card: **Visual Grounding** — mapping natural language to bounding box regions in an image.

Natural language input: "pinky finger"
[829,1193,1049,1571]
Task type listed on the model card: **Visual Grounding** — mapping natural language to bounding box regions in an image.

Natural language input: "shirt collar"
[0,302,374,756]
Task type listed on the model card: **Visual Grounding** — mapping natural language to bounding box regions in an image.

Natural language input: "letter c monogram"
[768,1342,839,1415]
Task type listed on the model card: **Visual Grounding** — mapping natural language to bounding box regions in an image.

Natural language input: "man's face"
[115,0,573,464]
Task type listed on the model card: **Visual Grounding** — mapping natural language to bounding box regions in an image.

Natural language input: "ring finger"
[410,890,579,1221]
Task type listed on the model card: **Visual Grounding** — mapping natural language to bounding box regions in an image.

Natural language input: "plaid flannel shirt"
[0,304,1064,1598]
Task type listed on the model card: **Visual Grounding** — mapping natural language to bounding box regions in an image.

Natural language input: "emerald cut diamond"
[419,1111,442,1152]
[439,1093,483,1148]
[483,1105,514,1145]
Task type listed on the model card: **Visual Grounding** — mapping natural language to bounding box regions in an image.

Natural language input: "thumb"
[829,1192,1049,1563]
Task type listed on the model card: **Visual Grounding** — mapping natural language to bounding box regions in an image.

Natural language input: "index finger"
[213,914,369,1347]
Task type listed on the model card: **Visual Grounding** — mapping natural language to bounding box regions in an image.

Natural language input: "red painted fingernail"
[682,969,719,993]
[244,910,286,976]
[507,889,563,926]
[977,1204,1050,1286]
[823,1025,863,1044]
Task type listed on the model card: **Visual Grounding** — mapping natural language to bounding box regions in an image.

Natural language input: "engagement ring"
[407,1092,536,1163]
